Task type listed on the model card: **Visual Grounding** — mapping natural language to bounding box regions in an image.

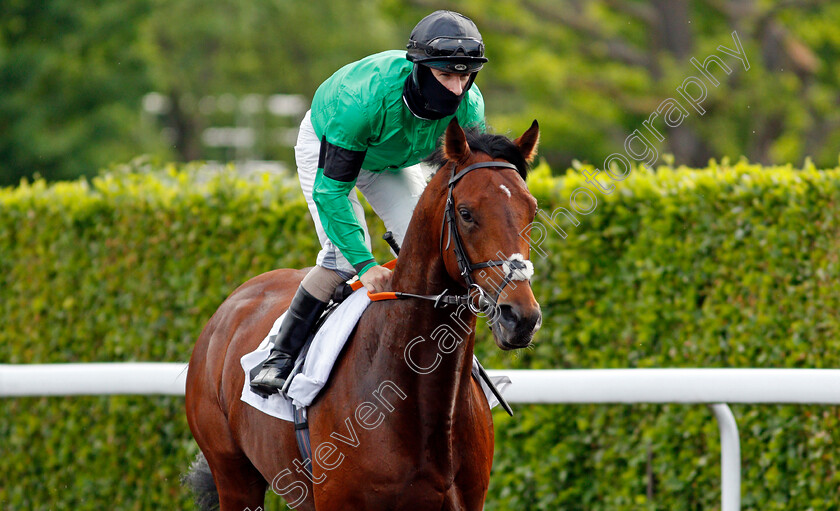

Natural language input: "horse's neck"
[373,296,478,467]
[374,186,479,443]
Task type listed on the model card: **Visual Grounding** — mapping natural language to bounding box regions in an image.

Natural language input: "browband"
[449,161,520,185]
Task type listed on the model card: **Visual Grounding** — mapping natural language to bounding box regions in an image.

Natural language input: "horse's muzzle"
[492,303,542,349]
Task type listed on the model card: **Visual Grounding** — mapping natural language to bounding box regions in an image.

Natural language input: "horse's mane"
[425,127,530,180]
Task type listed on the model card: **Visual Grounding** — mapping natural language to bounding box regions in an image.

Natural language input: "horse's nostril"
[497,304,520,329]
[496,304,541,334]
[531,310,542,333]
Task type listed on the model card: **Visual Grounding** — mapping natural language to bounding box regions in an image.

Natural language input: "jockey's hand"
[359,265,392,294]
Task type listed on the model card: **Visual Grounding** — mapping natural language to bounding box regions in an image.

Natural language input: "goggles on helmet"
[410,37,485,58]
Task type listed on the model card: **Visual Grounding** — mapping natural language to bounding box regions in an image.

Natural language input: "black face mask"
[403,65,475,120]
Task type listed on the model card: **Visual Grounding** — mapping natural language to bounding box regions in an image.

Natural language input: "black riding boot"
[250,286,329,396]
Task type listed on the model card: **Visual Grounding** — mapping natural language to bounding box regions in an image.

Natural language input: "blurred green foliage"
[0,0,398,185]
[2,1,840,186]
[483,158,840,510]
[3,160,840,509]
[0,0,156,183]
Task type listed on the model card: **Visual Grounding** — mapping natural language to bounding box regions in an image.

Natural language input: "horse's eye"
[459,208,473,222]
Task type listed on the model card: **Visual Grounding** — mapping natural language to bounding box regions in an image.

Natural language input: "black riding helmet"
[406,10,487,73]
[402,11,486,119]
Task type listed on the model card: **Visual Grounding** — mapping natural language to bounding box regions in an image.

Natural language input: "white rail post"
[709,403,740,511]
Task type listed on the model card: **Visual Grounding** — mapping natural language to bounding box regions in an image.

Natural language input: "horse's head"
[428,118,542,350]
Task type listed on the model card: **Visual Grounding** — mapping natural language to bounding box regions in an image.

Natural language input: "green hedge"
[2,158,840,510]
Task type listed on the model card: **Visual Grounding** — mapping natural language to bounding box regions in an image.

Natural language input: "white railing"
[4,364,840,511]
[1,363,189,396]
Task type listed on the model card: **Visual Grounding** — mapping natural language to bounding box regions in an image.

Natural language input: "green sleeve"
[312,168,377,276]
[318,88,373,151]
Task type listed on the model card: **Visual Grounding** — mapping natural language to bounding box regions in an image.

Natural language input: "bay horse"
[184,118,542,510]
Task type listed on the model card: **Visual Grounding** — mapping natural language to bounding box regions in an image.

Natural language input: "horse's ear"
[514,120,540,164]
[443,118,471,163]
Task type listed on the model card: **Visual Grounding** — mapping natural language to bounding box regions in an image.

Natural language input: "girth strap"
[293,406,313,477]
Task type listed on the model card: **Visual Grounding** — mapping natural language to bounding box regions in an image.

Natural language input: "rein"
[362,160,534,311]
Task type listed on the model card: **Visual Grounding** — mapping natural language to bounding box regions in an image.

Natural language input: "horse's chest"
[310,418,490,510]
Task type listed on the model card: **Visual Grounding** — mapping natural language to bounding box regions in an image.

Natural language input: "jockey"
[251,10,487,396]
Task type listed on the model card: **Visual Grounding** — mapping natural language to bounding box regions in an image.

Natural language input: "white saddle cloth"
[240,288,511,422]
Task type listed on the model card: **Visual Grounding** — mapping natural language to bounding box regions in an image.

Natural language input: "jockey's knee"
[301,265,351,302]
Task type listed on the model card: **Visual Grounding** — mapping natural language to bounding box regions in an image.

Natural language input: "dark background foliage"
[2,0,839,186]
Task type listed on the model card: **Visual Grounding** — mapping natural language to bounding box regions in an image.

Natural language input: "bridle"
[363,158,533,417]
[364,159,535,313]
[438,160,534,311]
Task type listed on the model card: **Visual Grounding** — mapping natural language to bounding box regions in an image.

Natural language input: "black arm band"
[353,258,377,274]
[318,137,367,182]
